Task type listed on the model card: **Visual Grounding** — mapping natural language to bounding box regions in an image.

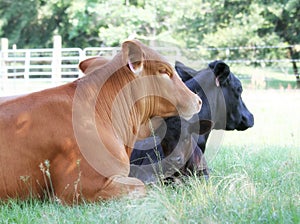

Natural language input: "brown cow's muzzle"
[179,93,202,120]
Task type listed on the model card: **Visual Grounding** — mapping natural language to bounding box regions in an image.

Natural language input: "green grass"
[0,89,299,223]
[0,145,298,223]
[230,64,299,89]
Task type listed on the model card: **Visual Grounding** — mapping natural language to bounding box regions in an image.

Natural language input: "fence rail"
[0,44,182,95]
[1,37,299,95]
[1,48,83,79]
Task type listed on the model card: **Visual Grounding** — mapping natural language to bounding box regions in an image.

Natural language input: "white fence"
[1,48,83,79]
[0,47,82,95]
[0,38,180,95]
[1,36,299,95]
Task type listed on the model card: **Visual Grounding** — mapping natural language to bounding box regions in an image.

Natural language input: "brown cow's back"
[0,83,127,202]
[0,85,73,199]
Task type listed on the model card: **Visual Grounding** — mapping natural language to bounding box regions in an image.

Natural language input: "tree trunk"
[287,46,300,88]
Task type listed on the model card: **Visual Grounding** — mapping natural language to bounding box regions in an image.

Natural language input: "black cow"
[130,60,254,183]
[130,118,213,182]
[176,60,254,152]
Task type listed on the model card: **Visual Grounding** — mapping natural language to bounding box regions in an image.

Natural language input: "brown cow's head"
[79,40,202,122]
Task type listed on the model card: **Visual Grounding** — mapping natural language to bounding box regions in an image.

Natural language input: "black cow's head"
[158,117,213,176]
[208,60,254,130]
[175,60,254,131]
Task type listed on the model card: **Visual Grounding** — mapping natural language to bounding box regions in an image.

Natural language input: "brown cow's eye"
[159,68,172,77]
[159,69,167,74]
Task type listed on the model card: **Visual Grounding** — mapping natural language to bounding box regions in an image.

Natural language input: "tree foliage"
[0,0,299,55]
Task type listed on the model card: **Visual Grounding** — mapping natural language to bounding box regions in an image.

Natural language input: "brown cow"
[0,39,201,204]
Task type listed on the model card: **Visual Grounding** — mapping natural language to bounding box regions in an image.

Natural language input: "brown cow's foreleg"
[99,175,146,200]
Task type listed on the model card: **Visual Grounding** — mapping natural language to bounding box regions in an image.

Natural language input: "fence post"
[52,35,62,84]
[24,50,30,80]
[0,38,9,94]
[287,46,300,88]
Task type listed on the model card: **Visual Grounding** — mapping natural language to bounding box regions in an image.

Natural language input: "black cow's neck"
[185,77,211,121]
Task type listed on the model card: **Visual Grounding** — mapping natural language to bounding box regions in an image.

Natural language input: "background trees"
[0,0,299,56]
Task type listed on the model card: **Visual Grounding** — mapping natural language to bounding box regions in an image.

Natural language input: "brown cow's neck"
[74,59,144,155]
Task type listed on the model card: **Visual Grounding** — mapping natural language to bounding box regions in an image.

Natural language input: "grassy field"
[0,76,299,223]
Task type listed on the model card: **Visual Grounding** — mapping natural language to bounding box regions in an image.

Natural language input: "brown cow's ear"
[79,57,98,73]
[79,57,109,74]
[122,40,144,75]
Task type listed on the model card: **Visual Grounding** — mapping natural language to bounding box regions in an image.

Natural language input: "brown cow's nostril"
[195,94,202,104]
[197,97,202,109]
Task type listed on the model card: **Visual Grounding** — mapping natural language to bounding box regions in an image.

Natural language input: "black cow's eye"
[237,86,243,93]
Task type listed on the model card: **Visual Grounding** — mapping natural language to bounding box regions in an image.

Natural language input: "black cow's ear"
[199,120,214,135]
[209,60,230,86]
[208,60,218,69]
[175,61,197,82]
